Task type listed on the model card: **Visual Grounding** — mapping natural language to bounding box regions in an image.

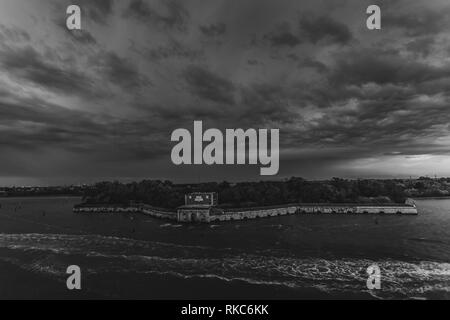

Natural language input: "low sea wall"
[210,203,417,222]
[211,206,297,222]
[73,204,177,220]
[74,201,417,223]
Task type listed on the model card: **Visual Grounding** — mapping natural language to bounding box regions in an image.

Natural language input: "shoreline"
[73,201,418,223]
[413,196,450,200]
[0,195,81,199]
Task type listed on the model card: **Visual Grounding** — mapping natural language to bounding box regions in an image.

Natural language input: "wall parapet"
[210,203,417,222]
[73,203,177,220]
[74,201,417,223]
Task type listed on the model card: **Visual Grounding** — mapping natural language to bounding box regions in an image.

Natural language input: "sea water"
[0,197,449,299]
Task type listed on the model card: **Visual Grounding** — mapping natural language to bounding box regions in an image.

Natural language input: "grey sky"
[1,0,450,185]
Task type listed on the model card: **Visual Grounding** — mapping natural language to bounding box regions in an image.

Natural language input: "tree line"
[81,177,450,209]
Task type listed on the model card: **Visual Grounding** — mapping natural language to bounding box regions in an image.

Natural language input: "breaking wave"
[1,233,449,299]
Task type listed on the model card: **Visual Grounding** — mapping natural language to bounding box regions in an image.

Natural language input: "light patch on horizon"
[343,155,450,177]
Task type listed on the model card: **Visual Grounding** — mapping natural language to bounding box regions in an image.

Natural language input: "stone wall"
[210,203,417,222]
[355,206,417,215]
[73,205,177,220]
[210,206,297,222]
[74,202,417,223]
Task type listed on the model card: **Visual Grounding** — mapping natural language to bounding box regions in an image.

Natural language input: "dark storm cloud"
[124,0,189,31]
[65,29,97,45]
[0,97,103,151]
[405,37,435,58]
[70,0,115,25]
[144,40,202,61]
[0,94,168,159]
[239,83,299,125]
[383,6,450,36]
[277,51,450,158]
[0,43,147,99]
[264,31,301,47]
[300,58,328,73]
[247,59,262,66]
[182,65,236,105]
[299,15,352,44]
[0,24,30,42]
[70,30,97,44]
[262,22,301,47]
[199,23,226,37]
[259,15,351,49]
[2,0,450,184]
[331,48,450,86]
[93,52,150,90]
[0,45,96,97]
[296,99,450,154]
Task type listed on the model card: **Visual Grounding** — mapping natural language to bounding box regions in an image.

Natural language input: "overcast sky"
[1,0,450,186]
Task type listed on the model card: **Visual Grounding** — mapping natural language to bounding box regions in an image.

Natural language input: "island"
[71,177,432,222]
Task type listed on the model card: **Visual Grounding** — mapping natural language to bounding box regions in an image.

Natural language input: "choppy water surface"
[0,197,449,299]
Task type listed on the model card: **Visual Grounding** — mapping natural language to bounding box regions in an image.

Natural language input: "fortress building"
[177,192,219,222]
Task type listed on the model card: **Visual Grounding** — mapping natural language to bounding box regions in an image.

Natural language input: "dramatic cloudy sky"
[1,0,450,185]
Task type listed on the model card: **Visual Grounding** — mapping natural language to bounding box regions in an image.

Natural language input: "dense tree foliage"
[0,186,84,197]
[81,177,450,208]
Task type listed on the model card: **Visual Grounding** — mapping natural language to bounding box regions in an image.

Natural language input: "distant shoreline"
[413,196,450,200]
[3,194,450,201]
[0,194,81,199]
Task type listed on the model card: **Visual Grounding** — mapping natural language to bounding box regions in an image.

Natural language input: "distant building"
[177,192,219,222]
[185,192,218,206]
